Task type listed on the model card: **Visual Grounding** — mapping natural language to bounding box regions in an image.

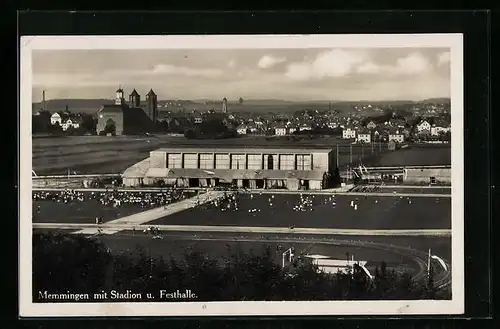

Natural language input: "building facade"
[274,127,287,136]
[123,147,337,190]
[96,88,157,136]
[388,133,405,143]
[357,132,371,144]
[342,128,357,139]
[50,113,62,125]
[417,120,431,132]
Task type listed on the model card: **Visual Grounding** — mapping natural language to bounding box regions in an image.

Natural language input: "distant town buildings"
[34,91,451,143]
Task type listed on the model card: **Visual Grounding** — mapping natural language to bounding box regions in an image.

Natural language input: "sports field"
[150,194,451,230]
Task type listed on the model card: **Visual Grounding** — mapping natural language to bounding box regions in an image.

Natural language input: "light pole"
[282,248,294,268]
[428,249,448,274]
[336,144,339,168]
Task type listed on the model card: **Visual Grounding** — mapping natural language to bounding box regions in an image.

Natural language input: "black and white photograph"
[19,34,464,316]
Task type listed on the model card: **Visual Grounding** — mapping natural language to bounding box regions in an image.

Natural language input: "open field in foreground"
[150,194,451,230]
[32,135,450,175]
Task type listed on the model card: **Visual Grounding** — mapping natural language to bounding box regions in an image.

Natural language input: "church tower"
[115,87,125,105]
[146,89,158,123]
[222,97,228,113]
[129,89,141,108]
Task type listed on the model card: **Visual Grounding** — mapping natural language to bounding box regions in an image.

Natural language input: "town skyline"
[32,48,451,103]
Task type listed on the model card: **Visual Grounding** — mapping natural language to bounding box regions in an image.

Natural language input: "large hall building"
[96,88,158,135]
[122,147,337,190]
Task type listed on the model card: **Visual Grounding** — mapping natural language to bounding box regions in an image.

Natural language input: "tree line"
[33,232,450,303]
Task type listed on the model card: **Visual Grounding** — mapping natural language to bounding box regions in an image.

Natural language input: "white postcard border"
[19,34,464,317]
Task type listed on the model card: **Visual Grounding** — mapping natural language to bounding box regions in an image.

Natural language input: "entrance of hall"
[189,178,199,187]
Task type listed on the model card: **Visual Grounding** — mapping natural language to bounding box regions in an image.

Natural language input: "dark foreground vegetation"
[33,232,450,303]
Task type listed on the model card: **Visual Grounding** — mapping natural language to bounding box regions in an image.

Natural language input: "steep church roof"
[129,89,140,96]
[99,104,125,113]
[147,89,156,96]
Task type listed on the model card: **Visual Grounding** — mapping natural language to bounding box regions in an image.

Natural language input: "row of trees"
[33,232,450,303]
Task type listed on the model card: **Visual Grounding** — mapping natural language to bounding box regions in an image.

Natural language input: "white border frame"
[19,34,464,317]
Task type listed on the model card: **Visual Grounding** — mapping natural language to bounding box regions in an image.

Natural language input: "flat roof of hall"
[154,147,333,153]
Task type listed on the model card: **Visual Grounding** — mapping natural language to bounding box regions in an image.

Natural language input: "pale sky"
[32,48,451,102]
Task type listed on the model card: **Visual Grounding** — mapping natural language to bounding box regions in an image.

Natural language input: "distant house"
[416,119,432,132]
[61,117,82,131]
[288,126,297,134]
[299,124,312,131]
[327,122,338,129]
[274,126,287,136]
[247,123,258,133]
[50,113,62,125]
[356,129,372,144]
[366,120,377,130]
[342,127,357,139]
[388,128,405,143]
[194,117,203,124]
[236,125,247,135]
[430,120,451,136]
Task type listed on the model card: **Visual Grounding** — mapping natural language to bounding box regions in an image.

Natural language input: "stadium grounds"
[33,192,451,229]
[149,193,451,230]
[32,189,452,288]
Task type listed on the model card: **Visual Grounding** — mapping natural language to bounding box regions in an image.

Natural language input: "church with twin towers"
[96,87,158,136]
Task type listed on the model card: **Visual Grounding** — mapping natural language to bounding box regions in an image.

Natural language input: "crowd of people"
[33,189,193,210]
